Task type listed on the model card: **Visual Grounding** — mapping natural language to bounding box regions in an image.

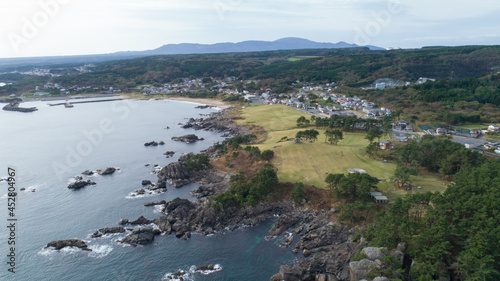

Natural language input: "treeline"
[412,77,500,106]
[396,135,485,179]
[364,159,500,280]
[299,114,394,133]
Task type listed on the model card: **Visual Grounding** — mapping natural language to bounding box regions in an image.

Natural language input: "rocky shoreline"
[48,107,367,280]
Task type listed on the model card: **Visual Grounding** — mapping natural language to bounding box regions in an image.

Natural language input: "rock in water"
[120,227,159,246]
[46,239,92,251]
[171,134,203,143]
[82,170,95,175]
[98,167,116,175]
[144,141,158,147]
[129,215,153,225]
[141,180,153,186]
[68,180,96,190]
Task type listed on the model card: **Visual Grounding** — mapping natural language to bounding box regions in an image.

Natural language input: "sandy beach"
[162,97,231,109]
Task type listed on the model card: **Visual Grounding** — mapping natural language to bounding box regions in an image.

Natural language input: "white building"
[488,124,500,132]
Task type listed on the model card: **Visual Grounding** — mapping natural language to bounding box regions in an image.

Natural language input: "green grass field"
[237,104,399,188]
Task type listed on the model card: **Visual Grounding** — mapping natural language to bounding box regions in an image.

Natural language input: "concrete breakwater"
[48,98,123,107]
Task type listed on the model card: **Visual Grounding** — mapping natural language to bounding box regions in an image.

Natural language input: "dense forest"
[364,159,500,280]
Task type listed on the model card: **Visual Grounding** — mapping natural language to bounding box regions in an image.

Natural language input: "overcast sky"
[1,0,499,58]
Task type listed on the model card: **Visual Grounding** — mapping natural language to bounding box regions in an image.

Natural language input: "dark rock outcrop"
[119,226,160,246]
[68,180,96,190]
[82,170,95,176]
[46,239,91,251]
[98,167,116,175]
[141,180,153,186]
[144,141,158,147]
[171,134,204,143]
[180,110,247,136]
[129,215,153,225]
[156,161,193,188]
[92,226,126,238]
[164,151,175,158]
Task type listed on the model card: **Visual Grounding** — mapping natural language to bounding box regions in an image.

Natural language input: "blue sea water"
[0,99,295,281]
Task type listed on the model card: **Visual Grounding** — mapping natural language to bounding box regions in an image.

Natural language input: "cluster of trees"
[295,129,319,142]
[395,135,485,180]
[325,172,379,202]
[325,172,379,223]
[211,168,279,208]
[243,146,275,161]
[183,153,211,171]
[412,77,500,106]
[364,159,500,280]
[324,129,343,145]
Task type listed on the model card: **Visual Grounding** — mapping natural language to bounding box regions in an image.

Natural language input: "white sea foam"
[88,244,113,258]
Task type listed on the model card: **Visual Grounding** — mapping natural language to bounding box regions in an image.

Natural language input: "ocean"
[0,99,295,281]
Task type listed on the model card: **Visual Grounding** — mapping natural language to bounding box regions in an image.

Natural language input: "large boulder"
[129,215,153,225]
[46,239,91,251]
[349,259,381,281]
[98,167,116,175]
[68,180,96,190]
[171,134,204,143]
[120,227,159,246]
[92,226,126,238]
[270,265,303,281]
[362,247,387,261]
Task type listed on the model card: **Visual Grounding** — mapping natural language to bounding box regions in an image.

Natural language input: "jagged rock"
[171,134,203,143]
[153,216,172,234]
[74,175,83,181]
[144,141,158,147]
[362,247,387,261]
[144,200,166,207]
[156,161,193,188]
[118,218,129,225]
[164,151,175,158]
[159,141,165,145]
[271,265,302,281]
[46,239,91,251]
[98,167,116,175]
[190,183,225,198]
[129,216,152,225]
[303,249,312,257]
[92,226,126,238]
[68,180,96,190]
[120,227,158,246]
[142,180,153,186]
[349,259,380,281]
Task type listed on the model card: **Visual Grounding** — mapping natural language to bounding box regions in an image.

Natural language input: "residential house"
[436,128,447,135]
[470,129,481,138]
[488,124,500,132]
[379,140,392,150]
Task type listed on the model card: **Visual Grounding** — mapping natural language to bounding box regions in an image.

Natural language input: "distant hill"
[0,38,383,71]
[141,37,385,55]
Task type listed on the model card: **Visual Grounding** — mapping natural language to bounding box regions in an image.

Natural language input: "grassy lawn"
[381,171,448,200]
[237,104,397,188]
